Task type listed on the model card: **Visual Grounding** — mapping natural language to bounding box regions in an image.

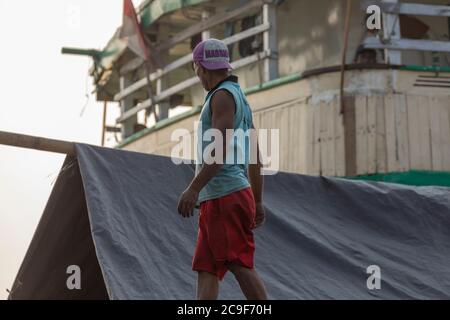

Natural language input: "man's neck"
[208,73,230,91]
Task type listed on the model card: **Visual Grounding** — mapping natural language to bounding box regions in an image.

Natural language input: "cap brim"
[199,60,233,70]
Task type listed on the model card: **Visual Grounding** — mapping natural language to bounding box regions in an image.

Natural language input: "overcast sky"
[0,0,143,299]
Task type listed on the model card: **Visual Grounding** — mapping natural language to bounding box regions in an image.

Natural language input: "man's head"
[192,38,232,91]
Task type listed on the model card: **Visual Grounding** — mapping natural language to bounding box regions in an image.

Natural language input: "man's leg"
[197,271,219,300]
[226,263,268,300]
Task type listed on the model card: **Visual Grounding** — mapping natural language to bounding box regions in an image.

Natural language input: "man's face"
[192,61,209,91]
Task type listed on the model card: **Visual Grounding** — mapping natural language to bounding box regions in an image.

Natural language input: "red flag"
[119,0,150,60]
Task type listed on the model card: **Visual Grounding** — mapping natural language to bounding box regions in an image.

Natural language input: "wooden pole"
[340,0,356,176]
[340,0,352,115]
[0,131,76,155]
[101,101,107,146]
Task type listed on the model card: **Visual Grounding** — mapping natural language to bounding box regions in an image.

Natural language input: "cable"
[79,59,91,117]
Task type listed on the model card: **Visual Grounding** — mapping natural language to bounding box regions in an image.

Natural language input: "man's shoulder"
[210,88,236,108]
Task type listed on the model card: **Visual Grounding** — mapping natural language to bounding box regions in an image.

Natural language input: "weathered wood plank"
[418,95,432,170]
[343,96,357,176]
[375,95,387,173]
[367,96,377,173]
[430,96,443,171]
[334,97,346,177]
[280,107,289,171]
[438,96,450,170]
[298,104,307,174]
[0,131,76,155]
[288,105,300,173]
[356,96,368,175]
[258,110,270,168]
[320,101,328,175]
[407,95,421,169]
[407,95,433,170]
[305,105,315,175]
[313,104,322,175]
[395,94,410,172]
[328,100,336,176]
[384,94,399,172]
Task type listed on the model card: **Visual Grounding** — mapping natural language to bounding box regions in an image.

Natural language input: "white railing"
[117,50,271,122]
[114,23,270,103]
[115,0,278,128]
[361,0,450,64]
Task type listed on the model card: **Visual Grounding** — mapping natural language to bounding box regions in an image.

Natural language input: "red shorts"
[192,187,256,281]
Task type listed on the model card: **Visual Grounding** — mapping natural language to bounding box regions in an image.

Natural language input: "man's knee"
[197,271,219,300]
[226,262,252,277]
[198,271,218,283]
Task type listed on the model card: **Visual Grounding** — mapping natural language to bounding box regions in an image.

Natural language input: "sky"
[0,0,143,299]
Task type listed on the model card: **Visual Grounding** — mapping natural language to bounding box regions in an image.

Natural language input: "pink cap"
[192,38,233,70]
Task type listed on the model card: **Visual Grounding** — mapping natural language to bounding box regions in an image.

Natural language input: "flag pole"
[101,101,107,146]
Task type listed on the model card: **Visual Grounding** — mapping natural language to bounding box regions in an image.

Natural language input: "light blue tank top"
[195,76,253,203]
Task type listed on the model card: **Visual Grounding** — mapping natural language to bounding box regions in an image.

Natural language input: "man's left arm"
[177,90,235,217]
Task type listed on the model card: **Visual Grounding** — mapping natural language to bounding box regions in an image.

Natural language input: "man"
[177,38,268,300]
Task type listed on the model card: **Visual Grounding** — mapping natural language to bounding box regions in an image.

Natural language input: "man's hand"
[177,186,199,218]
[253,203,266,229]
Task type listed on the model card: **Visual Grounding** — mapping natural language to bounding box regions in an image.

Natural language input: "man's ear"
[200,64,210,75]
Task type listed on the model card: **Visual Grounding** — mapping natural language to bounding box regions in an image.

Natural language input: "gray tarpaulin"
[9,144,450,299]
